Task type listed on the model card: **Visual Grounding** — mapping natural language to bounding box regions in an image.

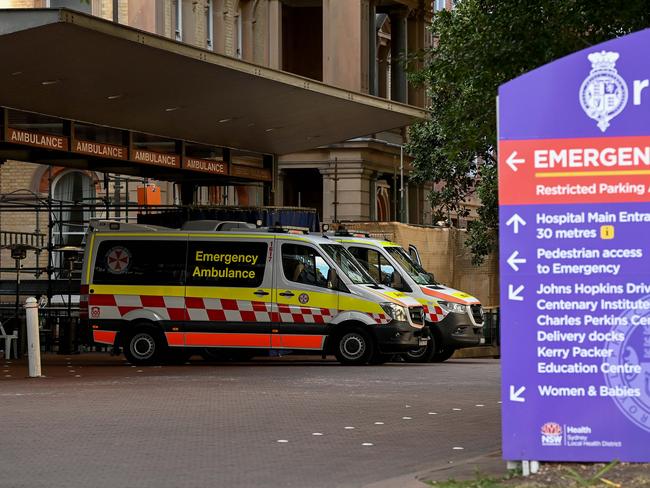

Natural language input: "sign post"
[499,29,650,462]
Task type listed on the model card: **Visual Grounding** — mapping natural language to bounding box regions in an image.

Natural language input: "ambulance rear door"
[184,233,274,349]
[273,238,339,351]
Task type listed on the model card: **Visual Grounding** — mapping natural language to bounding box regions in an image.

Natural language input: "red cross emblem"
[106,246,131,274]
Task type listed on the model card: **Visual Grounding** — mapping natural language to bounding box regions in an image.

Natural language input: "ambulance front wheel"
[124,326,166,365]
[431,346,456,363]
[334,327,374,365]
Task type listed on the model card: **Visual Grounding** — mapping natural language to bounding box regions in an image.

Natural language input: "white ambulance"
[80,221,426,365]
[330,230,485,362]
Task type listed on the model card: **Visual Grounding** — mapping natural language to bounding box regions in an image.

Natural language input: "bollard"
[24,297,41,377]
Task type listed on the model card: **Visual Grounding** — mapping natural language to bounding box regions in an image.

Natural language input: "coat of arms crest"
[579,51,628,132]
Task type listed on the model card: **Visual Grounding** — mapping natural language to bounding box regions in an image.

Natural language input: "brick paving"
[0,354,502,488]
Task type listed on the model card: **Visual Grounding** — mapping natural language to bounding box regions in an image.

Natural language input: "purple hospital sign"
[499,29,650,462]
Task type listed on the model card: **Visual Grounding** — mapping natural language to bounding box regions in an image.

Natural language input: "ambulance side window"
[186,240,267,288]
[282,243,331,289]
[93,240,186,285]
[349,246,409,291]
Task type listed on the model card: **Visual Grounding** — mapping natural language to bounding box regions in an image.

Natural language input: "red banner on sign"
[499,136,650,205]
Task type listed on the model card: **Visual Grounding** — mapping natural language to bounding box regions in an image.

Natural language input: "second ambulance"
[331,231,485,362]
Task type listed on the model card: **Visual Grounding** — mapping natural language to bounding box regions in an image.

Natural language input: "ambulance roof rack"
[333,226,371,238]
[267,224,310,235]
[181,220,255,231]
[89,220,172,233]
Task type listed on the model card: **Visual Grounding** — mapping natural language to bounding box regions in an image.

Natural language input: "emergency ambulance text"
[194,251,259,266]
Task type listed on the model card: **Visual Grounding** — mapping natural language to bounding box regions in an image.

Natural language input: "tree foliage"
[407,0,650,264]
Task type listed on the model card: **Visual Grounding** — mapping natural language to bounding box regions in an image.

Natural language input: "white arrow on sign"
[509,284,524,301]
[505,213,526,234]
[507,250,527,271]
[506,151,525,172]
[510,385,526,402]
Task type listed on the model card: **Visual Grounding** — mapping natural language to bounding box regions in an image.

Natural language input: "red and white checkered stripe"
[368,312,391,325]
[89,294,389,325]
[422,304,447,323]
[186,297,274,322]
[277,303,336,324]
[89,294,186,321]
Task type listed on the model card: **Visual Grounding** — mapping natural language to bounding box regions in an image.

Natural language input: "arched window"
[52,170,96,249]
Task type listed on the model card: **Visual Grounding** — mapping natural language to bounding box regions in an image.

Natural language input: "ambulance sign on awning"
[499,29,650,462]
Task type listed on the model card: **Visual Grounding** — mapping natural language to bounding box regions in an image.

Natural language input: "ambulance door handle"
[254,290,269,296]
[279,291,295,297]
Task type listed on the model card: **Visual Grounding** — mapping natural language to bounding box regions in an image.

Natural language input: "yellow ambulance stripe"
[189,233,270,239]
[97,233,189,238]
[90,284,186,297]
[339,295,384,314]
[88,284,384,313]
[363,287,409,307]
[185,286,273,301]
[85,232,96,280]
[275,289,338,309]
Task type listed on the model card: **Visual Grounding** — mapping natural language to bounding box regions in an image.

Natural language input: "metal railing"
[1,230,46,248]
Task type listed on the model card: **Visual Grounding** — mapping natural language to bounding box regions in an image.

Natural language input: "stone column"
[323,0,370,92]
[407,8,426,106]
[268,0,282,69]
[389,8,408,103]
[320,160,374,222]
[368,0,377,96]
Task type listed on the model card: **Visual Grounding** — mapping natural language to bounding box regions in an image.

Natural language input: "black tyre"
[334,327,374,365]
[402,335,436,363]
[123,326,166,365]
[431,346,456,363]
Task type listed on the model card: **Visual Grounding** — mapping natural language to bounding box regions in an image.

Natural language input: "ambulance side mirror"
[327,269,338,290]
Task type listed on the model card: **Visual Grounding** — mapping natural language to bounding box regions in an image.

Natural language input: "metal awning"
[0,9,426,156]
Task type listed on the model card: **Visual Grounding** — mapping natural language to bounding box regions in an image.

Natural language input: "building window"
[52,170,96,249]
[206,0,214,50]
[234,7,243,58]
[434,0,446,12]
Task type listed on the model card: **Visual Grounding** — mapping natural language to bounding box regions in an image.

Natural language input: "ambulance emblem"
[105,246,131,274]
[298,293,309,304]
[579,50,628,132]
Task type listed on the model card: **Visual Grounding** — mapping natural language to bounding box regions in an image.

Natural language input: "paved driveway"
[0,355,501,487]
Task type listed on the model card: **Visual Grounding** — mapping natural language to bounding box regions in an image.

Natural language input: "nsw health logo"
[540,422,563,447]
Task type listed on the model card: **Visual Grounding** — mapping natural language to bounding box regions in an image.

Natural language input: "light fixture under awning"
[0,8,426,156]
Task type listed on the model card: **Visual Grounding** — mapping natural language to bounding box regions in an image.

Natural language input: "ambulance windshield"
[385,246,437,286]
[321,244,377,285]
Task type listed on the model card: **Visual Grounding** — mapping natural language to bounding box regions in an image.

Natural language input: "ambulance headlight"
[380,302,408,322]
[438,301,467,314]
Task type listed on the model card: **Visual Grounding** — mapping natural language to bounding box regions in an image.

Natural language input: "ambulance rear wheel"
[335,328,374,365]
[124,327,165,365]
[402,336,435,363]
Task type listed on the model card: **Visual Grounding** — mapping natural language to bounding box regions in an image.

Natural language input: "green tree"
[407,0,650,264]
